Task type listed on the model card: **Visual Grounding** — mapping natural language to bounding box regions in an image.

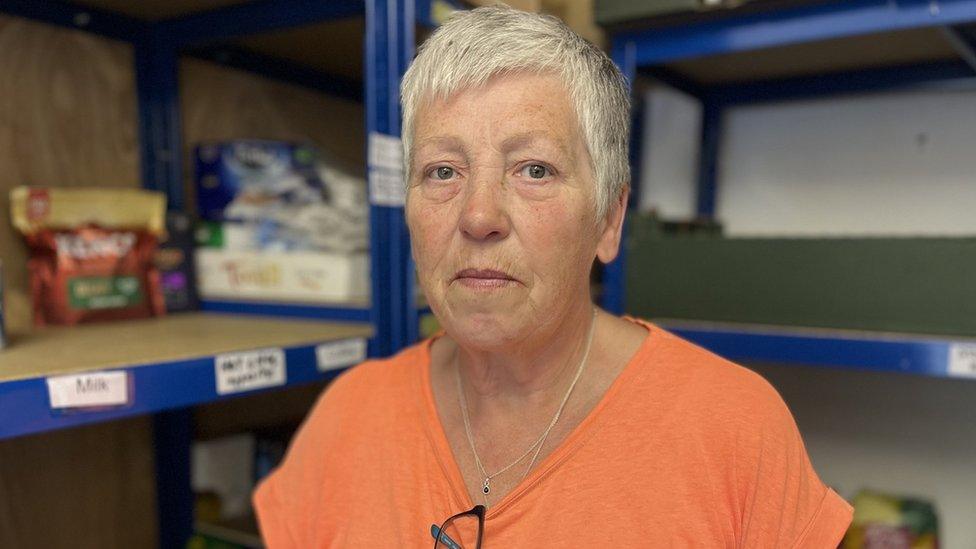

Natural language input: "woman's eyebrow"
[414,135,466,155]
[501,132,568,157]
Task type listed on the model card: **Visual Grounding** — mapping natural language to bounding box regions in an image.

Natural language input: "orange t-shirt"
[254,319,852,547]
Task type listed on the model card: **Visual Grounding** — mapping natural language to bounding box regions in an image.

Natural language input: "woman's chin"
[440,311,525,351]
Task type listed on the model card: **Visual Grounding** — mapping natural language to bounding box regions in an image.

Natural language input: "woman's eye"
[520,164,550,179]
[431,166,455,180]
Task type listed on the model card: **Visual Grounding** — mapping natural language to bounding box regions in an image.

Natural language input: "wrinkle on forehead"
[412,73,582,159]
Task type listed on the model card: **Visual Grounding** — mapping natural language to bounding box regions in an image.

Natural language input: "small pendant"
[482,478,491,495]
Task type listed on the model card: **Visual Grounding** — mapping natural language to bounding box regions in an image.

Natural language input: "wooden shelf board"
[0,312,372,384]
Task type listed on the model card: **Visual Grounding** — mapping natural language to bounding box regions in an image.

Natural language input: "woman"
[254,6,852,547]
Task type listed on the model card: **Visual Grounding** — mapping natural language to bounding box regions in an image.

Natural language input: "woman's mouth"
[453,268,518,289]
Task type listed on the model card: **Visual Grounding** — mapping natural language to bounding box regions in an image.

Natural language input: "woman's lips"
[454,268,518,289]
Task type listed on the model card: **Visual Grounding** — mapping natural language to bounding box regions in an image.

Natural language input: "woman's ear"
[595,186,629,264]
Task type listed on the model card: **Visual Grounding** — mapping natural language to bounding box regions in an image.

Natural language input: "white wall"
[638,86,976,548]
[637,85,701,218]
[718,90,976,236]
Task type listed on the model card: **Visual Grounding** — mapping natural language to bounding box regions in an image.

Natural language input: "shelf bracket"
[939,26,976,75]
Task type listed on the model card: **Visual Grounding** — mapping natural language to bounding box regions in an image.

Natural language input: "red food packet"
[10,187,167,327]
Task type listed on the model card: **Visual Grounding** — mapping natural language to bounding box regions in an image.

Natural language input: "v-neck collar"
[417,318,660,520]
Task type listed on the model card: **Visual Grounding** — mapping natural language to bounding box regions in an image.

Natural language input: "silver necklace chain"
[455,308,597,506]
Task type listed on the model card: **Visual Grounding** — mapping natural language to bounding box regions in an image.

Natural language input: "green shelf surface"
[626,216,976,337]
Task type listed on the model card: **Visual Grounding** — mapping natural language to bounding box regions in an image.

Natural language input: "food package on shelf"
[154,211,199,313]
[195,140,367,253]
[10,187,167,327]
[194,141,369,304]
[842,489,939,548]
[194,245,368,304]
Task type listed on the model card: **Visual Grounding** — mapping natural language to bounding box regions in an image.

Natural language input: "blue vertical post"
[152,409,195,549]
[136,29,194,547]
[135,30,184,211]
[366,0,415,356]
[601,39,637,315]
[697,99,722,218]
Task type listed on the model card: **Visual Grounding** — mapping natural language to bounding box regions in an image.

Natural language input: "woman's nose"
[458,176,511,242]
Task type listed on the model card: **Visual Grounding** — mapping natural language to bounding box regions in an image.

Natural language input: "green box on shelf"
[625,214,976,337]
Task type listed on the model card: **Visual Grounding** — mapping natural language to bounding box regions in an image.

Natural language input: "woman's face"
[406,72,624,350]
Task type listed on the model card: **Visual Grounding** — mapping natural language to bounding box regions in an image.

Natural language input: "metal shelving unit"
[0,0,459,544]
[601,0,976,377]
[0,314,373,440]
[660,320,976,379]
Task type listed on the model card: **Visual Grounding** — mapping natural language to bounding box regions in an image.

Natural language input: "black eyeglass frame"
[432,505,486,549]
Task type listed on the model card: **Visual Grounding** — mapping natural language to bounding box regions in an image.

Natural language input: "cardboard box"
[195,248,368,304]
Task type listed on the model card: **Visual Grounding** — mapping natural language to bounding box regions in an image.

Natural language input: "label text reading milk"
[47,371,129,409]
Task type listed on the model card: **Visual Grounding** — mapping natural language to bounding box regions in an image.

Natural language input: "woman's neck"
[452,302,598,415]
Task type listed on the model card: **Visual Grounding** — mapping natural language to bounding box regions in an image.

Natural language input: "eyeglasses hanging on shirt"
[431,505,485,549]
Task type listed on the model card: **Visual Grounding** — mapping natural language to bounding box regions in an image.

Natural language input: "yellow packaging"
[10,187,166,236]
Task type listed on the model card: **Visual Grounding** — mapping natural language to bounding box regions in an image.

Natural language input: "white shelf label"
[215,348,286,395]
[369,168,406,207]
[47,371,129,410]
[948,343,976,379]
[316,338,368,372]
[368,132,403,171]
[368,132,406,206]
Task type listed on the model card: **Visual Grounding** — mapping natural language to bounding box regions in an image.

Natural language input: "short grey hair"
[400,5,631,219]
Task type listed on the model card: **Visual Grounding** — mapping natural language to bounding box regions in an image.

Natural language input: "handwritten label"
[316,338,368,372]
[368,132,403,171]
[215,348,286,395]
[948,343,976,379]
[369,168,405,207]
[47,371,129,409]
[368,132,405,206]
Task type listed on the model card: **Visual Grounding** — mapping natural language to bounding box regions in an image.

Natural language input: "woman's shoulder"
[623,317,792,424]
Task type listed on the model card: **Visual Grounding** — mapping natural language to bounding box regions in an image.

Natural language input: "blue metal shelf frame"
[0,337,362,441]
[616,0,976,67]
[664,323,960,378]
[366,0,418,355]
[605,0,976,371]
